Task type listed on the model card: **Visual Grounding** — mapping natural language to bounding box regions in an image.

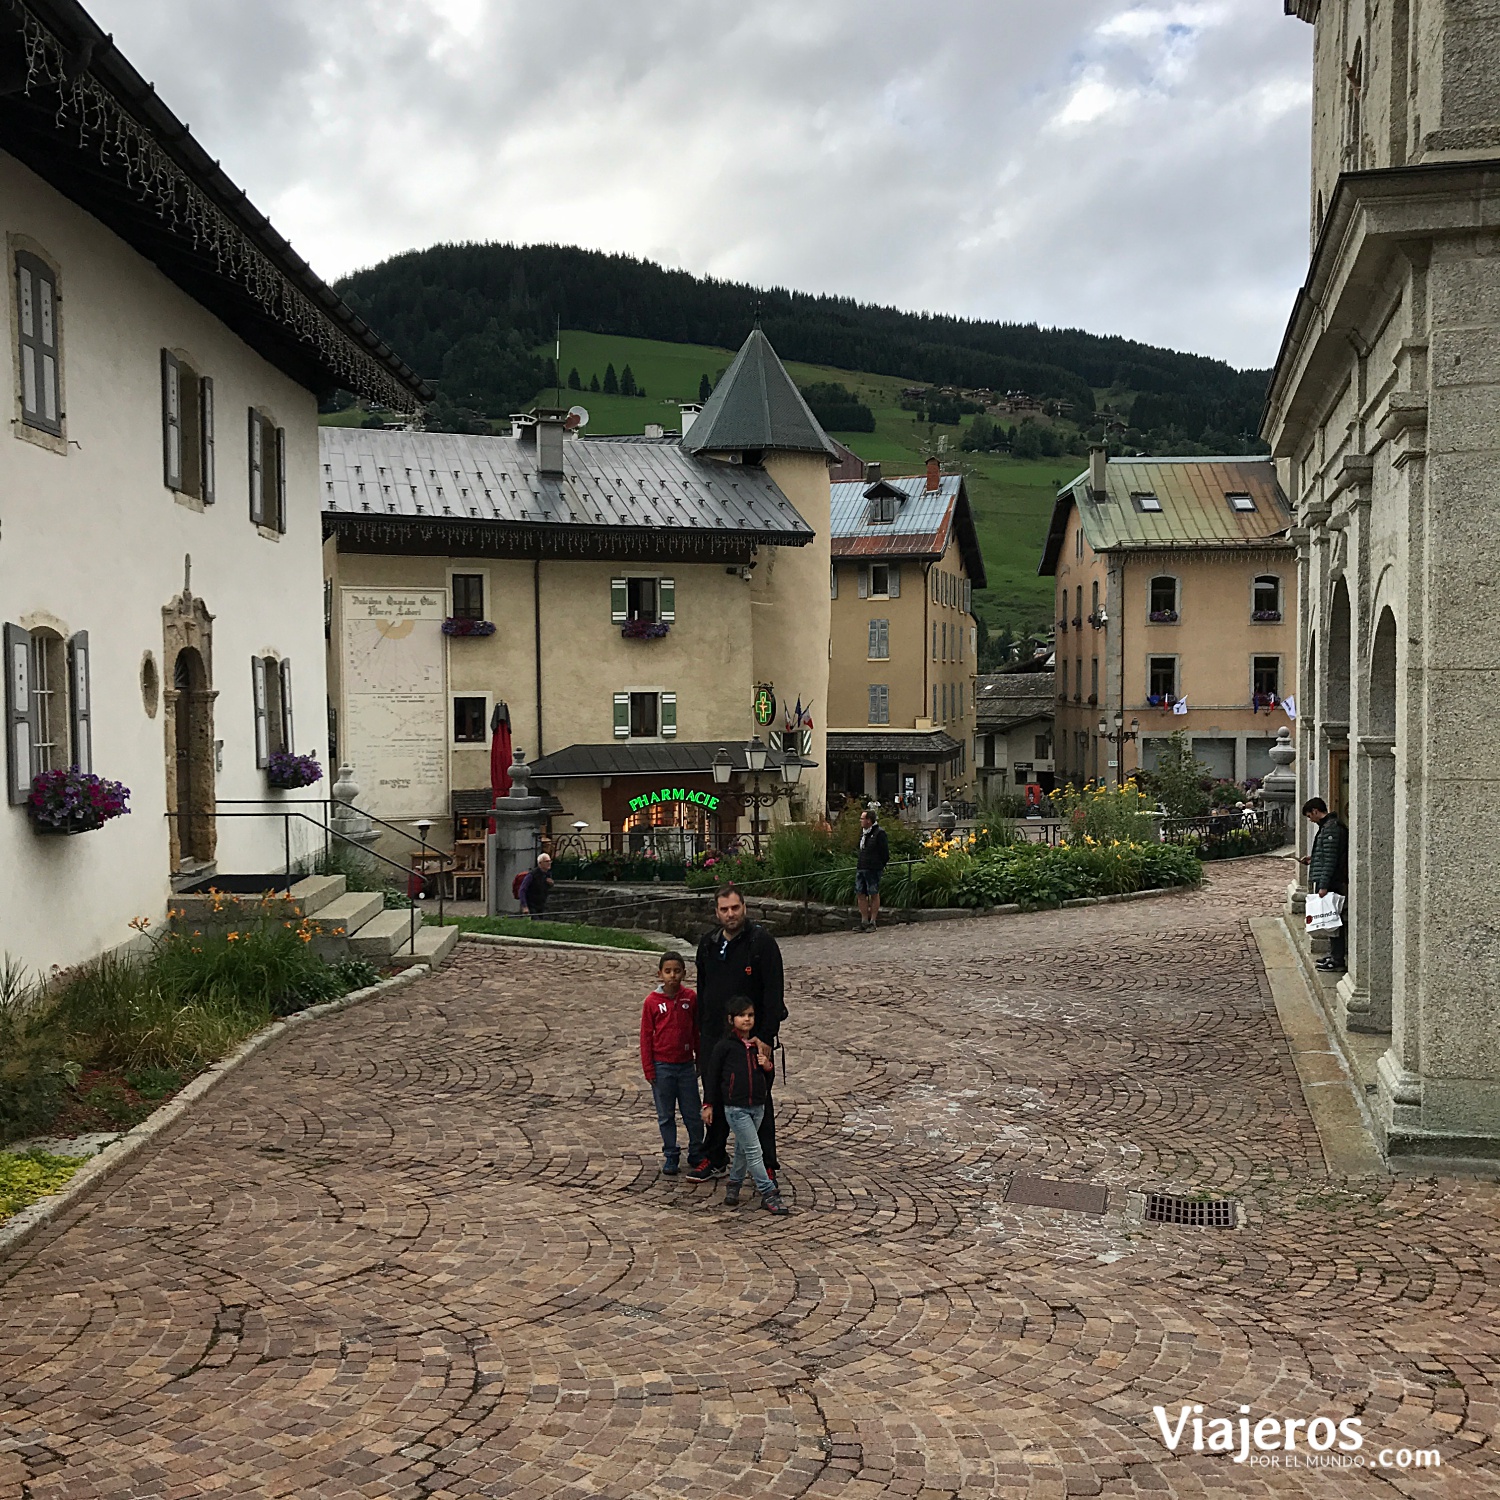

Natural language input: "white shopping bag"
[1305,891,1346,933]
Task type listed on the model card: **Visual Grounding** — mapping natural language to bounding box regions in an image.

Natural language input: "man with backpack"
[688,885,788,1181]
[516,851,553,917]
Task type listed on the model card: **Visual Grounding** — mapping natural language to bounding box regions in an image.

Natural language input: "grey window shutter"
[200,375,215,503]
[932,685,938,720]
[5,623,35,804]
[16,256,61,434]
[248,410,265,525]
[275,426,288,533]
[613,692,631,738]
[161,350,182,489]
[659,578,676,623]
[252,656,270,767]
[68,631,91,773]
[932,568,940,603]
[279,658,295,754]
[888,564,901,598]
[868,620,879,658]
[877,686,889,723]
[879,620,890,657]
[660,691,677,737]
[610,578,628,623]
[830,564,838,600]
[857,565,869,599]
[932,622,937,660]
[868,684,879,723]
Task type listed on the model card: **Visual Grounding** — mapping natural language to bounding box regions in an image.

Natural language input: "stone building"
[1265,1,1500,1158]
[974,671,1056,798]
[1040,452,1297,787]
[0,0,426,976]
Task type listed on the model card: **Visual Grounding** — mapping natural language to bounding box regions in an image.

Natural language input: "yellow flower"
[226,931,239,942]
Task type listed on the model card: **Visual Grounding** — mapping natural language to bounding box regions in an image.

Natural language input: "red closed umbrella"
[489,701,513,834]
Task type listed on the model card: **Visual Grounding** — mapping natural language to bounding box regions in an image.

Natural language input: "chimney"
[510,412,536,441]
[863,460,882,484]
[1089,444,1108,498]
[925,457,941,493]
[535,411,566,477]
[644,422,664,439]
[678,402,702,439]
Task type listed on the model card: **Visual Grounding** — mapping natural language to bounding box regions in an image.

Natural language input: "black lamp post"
[724,736,803,858]
[1097,712,1140,788]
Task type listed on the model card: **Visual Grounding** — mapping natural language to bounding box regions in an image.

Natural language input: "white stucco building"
[1266,0,1500,1159]
[0,1,427,976]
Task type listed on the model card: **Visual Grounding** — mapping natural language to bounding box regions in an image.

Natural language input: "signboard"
[753,684,777,727]
[628,787,721,815]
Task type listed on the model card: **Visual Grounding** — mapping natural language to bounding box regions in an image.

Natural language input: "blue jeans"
[726,1104,776,1196]
[651,1063,704,1168]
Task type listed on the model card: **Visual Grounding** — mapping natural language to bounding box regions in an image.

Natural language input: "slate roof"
[830,474,988,587]
[826,730,963,762]
[976,672,1056,731]
[1039,458,1292,575]
[528,742,790,780]
[320,427,814,543]
[681,329,841,459]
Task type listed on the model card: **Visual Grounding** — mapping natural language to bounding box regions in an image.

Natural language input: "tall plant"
[1152,732,1211,817]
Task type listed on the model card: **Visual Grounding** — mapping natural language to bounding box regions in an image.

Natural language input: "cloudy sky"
[87,1,1313,371]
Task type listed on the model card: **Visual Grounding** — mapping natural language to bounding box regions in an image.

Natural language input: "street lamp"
[746,736,769,774]
[1097,715,1140,787]
[711,746,733,786]
[780,753,803,788]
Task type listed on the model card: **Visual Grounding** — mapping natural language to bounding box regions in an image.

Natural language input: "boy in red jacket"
[640,952,704,1175]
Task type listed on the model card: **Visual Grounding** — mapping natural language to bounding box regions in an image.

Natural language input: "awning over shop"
[826,731,962,764]
[528,741,794,780]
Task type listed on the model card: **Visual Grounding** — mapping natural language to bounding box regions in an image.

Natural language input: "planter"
[27,769,131,834]
[1148,610,1179,623]
[621,620,670,641]
[266,752,323,790]
[442,618,497,637]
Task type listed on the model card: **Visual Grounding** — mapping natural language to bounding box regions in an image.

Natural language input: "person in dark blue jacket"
[700,997,787,1214]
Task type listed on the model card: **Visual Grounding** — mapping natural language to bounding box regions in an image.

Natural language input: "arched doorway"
[1360,609,1398,1031]
[171,647,215,867]
[1326,580,1351,821]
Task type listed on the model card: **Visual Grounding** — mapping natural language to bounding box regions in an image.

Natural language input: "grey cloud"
[85,1,1312,368]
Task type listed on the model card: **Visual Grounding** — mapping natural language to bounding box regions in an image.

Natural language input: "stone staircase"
[171,874,459,970]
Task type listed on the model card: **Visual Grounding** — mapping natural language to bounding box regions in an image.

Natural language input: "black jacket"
[1308,813,1349,893]
[702,1033,774,1109]
[857,823,890,874]
[519,864,551,913]
[695,920,786,1065]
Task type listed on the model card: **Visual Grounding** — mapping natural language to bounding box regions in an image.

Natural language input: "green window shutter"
[659,578,675,623]
[611,578,628,623]
[68,631,91,774]
[660,691,677,738]
[613,692,630,738]
[161,349,182,489]
[888,564,901,598]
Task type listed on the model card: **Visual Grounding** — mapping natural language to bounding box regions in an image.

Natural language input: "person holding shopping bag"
[1302,798,1349,973]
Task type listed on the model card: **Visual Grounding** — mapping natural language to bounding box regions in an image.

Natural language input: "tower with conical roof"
[685,330,836,816]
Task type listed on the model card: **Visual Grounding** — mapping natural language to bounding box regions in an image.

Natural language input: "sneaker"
[762,1195,789,1216]
[723,1182,742,1207]
[661,1161,680,1176]
[686,1159,725,1182]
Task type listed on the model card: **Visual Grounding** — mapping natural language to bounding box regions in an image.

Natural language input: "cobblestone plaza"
[1,860,1491,1497]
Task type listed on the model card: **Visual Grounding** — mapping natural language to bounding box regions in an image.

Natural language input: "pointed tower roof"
[681,328,841,459]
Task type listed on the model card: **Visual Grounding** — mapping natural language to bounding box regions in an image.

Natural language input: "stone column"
[329,764,382,873]
[1340,736,1395,1033]
[487,750,544,916]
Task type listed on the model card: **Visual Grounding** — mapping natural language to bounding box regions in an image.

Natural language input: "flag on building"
[1283,695,1297,721]
[1172,698,1189,716]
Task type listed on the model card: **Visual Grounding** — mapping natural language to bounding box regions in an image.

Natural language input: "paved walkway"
[2,859,1494,1497]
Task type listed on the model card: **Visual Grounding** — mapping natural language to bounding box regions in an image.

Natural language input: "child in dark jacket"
[700,997,787,1214]
[640,953,703,1175]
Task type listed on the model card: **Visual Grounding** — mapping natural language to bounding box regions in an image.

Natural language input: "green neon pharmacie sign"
[627,787,721,815]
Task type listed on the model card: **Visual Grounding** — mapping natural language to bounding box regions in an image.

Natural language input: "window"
[252,655,295,766]
[867,491,897,524]
[5,624,92,802]
[932,684,938,720]
[860,563,899,599]
[1253,656,1281,699]
[453,697,487,742]
[613,690,676,738]
[161,351,215,501]
[941,621,948,661]
[871,563,890,597]
[15,251,61,435]
[611,576,676,624]
[1148,656,1178,700]
[963,578,971,613]
[1226,491,1256,513]
[1074,586,1083,623]
[1075,527,1083,560]
[1131,491,1162,513]
[1074,656,1083,701]
[1090,658,1099,702]
[931,568,940,604]
[1091,580,1099,617]
[942,682,949,720]
[451,574,486,621]
[867,618,890,660]
[932,622,938,660]
[868,684,890,724]
[1253,575,1282,621]
[830,563,838,600]
[1060,660,1068,697]
[248,410,287,532]
[1035,732,1050,760]
[1149,575,1179,620]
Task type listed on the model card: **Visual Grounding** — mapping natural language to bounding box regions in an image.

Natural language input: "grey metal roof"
[826,730,963,762]
[681,329,841,459]
[320,427,813,541]
[529,741,791,780]
[829,473,987,587]
[976,672,1056,730]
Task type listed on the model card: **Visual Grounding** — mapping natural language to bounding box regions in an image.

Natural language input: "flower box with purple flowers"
[28,768,131,834]
[621,619,670,640]
[266,752,324,790]
[1251,610,1282,623]
[1148,609,1179,623]
[442,617,497,637]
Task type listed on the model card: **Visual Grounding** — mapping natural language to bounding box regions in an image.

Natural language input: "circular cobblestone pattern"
[1,859,1494,1496]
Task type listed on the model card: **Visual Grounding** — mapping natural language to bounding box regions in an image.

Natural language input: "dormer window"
[1227,492,1256,513]
[863,480,902,525]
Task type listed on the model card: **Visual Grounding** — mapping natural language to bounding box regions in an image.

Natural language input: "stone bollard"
[328,763,381,874]
[1259,727,1301,916]
[487,750,544,916]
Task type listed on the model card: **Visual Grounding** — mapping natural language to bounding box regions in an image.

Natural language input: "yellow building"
[826,461,986,814]
[1040,451,1297,786]
[322,330,838,856]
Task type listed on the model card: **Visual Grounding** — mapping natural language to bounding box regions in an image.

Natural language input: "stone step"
[347,907,425,960]
[288,874,347,917]
[310,890,384,937]
[389,923,461,971]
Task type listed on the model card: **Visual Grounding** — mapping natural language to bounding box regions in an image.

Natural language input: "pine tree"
[567,367,581,390]
[603,363,619,395]
[589,373,600,393]
[620,364,637,397]
[698,373,712,402]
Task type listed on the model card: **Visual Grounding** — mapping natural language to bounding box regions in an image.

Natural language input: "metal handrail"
[164,806,421,954]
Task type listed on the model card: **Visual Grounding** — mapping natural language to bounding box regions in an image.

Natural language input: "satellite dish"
[565,405,590,431]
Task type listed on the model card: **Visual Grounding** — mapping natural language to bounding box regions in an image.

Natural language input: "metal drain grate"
[1145,1193,1237,1228]
[1004,1175,1109,1215]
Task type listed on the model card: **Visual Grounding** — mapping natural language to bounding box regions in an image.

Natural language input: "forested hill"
[334,242,1269,443]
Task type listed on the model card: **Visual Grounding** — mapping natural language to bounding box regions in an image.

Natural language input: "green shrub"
[0,1148,85,1218]
[1051,780,1157,843]
[0,960,75,1144]
[1152,732,1211,817]
[953,840,1201,911]
[124,1066,185,1101]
